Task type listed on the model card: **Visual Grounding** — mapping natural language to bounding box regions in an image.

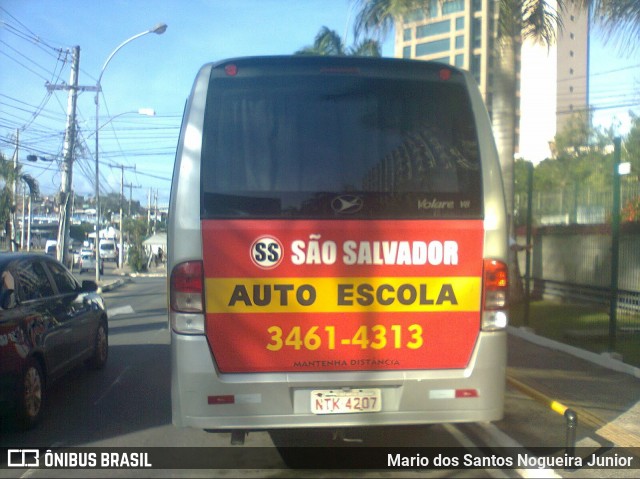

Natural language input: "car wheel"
[16,357,45,429]
[88,321,108,369]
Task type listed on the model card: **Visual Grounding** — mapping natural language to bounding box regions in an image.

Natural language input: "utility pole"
[20,184,26,249]
[9,129,19,252]
[113,163,135,268]
[27,192,32,252]
[48,46,80,267]
[147,187,152,235]
[154,189,158,235]
[124,183,142,216]
[47,46,99,267]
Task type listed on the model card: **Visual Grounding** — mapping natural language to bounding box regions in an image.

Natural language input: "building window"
[427,0,439,18]
[403,46,412,58]
[456,16,465,30]
[472,0,482,12]
[416,20,450,38]
[431,56,451,65]
[455,35,464,49]
[471,54,482,83]
[472,17,482,49]
[570,50,574,57]
[405,9,425,23]
[455,54,464,67]
[416,38,451,57]
[442,0,464,15]
[403,28,412,41]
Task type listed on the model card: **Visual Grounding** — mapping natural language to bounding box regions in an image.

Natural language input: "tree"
[124,217,150,272]
[0,153,39,250]
[296,26,381,56]
[578,1,640,51]
[621,112,640,222]
[0,154,19,231]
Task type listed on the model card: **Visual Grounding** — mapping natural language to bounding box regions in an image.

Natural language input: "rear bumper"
[171,331,506,430]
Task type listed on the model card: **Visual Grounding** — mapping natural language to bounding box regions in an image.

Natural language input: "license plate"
[310,389,382,414]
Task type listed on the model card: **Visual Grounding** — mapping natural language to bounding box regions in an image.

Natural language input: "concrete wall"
[517,225,640,294]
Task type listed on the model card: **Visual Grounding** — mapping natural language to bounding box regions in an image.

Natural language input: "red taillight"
[224,64,238,76]
[482,259,508,311]
[170,261,204,313]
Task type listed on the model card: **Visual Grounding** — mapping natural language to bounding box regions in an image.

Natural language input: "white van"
[98,240,118,262]
[44,239,57,256]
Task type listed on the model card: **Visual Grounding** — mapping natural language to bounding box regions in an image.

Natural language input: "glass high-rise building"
[395,0,589,162]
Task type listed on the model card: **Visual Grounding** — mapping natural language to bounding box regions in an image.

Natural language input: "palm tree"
[296,26,381,56]
[353,1,566,226]
[577,1,640,50]
[0,153,39,250]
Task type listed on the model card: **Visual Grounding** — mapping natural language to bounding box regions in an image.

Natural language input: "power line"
[0,6,68,54]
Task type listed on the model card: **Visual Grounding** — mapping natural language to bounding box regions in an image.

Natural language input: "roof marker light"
[225,64,238,76]
[439,68,452,81]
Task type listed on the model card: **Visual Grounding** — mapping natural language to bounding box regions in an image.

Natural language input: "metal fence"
[515,182,640,228]
[513,157,640,365]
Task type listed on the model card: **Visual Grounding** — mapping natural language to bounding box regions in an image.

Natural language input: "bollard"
[564,409,577,467]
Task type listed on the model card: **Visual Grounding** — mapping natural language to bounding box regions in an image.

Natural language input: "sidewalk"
[97,261,166,292]
[506,326,640,451]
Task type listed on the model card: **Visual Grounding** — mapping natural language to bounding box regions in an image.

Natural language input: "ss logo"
[251,236,283,269]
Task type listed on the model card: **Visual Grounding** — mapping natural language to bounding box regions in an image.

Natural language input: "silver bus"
[168,56,508,443]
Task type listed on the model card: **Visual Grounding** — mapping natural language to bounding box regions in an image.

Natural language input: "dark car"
[0,253,108,429]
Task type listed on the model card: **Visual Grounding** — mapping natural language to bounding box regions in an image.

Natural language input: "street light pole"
[94,23,167,284]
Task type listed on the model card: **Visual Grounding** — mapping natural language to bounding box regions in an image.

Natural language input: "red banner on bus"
[202,219,484,373]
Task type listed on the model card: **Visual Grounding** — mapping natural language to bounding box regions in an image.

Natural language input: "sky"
[1,0,638,208]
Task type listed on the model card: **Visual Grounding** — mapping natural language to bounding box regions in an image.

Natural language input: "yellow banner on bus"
[205,276,481,314]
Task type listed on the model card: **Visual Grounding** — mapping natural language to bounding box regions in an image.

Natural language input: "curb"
[506,373,640,450]
[507,326,640,378]
[96,276,132,293]
[95,271,165,293]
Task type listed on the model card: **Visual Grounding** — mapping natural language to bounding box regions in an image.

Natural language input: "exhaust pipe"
[332,429,363,443]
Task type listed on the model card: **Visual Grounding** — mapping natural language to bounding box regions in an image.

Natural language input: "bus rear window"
[201,72,482,219]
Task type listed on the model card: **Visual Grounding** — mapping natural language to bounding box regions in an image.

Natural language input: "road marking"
[109,305,134,317]
[469,422,561,478]
[444,424,511,479]
[94,366,131,406]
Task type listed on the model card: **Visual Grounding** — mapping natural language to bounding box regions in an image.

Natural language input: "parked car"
[0,253,108,429]
[78,252,104,275]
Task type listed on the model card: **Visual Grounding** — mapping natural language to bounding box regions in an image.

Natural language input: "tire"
[87,321,108,369]
[16,357,45,429]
